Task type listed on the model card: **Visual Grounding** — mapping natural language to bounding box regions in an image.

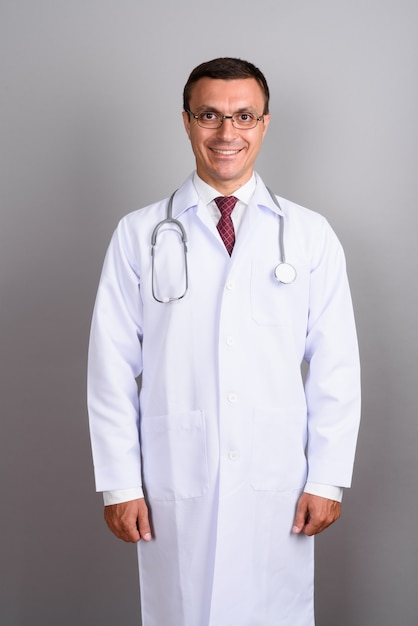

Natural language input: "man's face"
[182,77,270,195]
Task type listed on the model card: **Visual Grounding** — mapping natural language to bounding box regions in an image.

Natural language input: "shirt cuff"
[103,487,144,506]
[304,482,343,502]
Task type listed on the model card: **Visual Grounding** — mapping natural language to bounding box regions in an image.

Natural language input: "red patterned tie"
[214,196,238,255]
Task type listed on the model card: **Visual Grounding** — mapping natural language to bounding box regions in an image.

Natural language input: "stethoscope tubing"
[151,187,297,302]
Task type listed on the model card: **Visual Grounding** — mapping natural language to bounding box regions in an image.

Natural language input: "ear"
[261,114,271,138]
[182,110,191,139]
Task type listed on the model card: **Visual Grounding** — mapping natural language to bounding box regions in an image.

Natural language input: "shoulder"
[272,194,346,265]
[255,173,330,230]
[276,195,330,229]
[119,198,167,230]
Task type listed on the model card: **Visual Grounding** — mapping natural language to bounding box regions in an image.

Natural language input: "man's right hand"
[104,498,152,543]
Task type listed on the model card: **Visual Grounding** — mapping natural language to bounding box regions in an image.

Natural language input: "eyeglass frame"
[186,109,265,130]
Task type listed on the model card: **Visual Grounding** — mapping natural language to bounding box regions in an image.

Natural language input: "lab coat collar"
[169,172,284,219]
[253,173,284,217]
[169,174,199,219]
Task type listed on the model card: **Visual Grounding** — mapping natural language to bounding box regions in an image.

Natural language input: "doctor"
[88,57,361,625]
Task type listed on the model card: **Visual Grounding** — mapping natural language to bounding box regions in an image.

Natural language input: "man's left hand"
[292,493,341,536]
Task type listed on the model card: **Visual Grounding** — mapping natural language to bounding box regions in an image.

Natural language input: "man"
[88,57,361,626]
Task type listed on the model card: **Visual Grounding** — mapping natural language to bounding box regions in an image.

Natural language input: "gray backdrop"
[1,1,417,625]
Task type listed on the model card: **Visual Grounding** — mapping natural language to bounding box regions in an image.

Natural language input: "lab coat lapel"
[170,175,223,245]
[169,174,284,257]
[231,175,283,260]
[170,175,199,219]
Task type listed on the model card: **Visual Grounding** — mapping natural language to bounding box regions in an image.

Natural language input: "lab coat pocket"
[251,407,307,492]
[141,410,209,501]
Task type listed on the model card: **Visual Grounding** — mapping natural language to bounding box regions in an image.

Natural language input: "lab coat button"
[228,450,240,461]
[226,280,234,290]
[226,336,235,347]
[227,393,238,403]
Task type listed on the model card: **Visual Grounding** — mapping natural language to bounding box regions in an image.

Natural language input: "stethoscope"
[151,188,297,303]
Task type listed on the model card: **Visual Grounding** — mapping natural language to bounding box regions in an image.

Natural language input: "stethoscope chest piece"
[274,262,297,284]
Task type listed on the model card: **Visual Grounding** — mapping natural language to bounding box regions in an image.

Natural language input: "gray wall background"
[1,1,417,624]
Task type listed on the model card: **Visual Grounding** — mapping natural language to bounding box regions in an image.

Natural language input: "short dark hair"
[183,57,270,115]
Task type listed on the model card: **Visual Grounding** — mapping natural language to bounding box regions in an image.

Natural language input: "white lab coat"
[88,173,361,626]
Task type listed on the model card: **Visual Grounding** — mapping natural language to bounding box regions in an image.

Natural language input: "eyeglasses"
[187,110,264,130]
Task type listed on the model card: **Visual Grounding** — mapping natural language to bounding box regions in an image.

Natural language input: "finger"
[302,502,341,536]
[108,517,140,543]
[292,499,309,534]
[123,521,141,543]
[104,504,140,543]
[137,504,152,542]
[301,517,319,537]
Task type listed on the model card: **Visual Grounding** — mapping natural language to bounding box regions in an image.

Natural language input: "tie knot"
[214,196,238,217]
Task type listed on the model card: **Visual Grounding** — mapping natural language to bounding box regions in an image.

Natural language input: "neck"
[196,171,253,196]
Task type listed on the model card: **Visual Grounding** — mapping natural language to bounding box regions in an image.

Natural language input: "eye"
[237,112,256,123]
[200,111,219,121]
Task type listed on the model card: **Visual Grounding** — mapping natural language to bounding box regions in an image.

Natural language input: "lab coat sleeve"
[304,218,361,488]
[87,217,144,492]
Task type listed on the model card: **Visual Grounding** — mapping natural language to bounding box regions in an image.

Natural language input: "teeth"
[213,149,240,155]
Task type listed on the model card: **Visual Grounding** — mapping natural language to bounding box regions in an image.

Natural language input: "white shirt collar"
[192,171,256,205]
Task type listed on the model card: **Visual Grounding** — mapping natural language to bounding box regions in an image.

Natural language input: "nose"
[215,116,238,140]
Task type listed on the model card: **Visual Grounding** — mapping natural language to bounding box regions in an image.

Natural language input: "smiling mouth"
[211,148,242,155]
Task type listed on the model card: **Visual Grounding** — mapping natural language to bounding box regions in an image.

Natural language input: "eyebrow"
[194,105,259,115]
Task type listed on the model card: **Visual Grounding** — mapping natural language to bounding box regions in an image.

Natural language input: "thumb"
[137,500,152,542]
[292,496,309,534]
